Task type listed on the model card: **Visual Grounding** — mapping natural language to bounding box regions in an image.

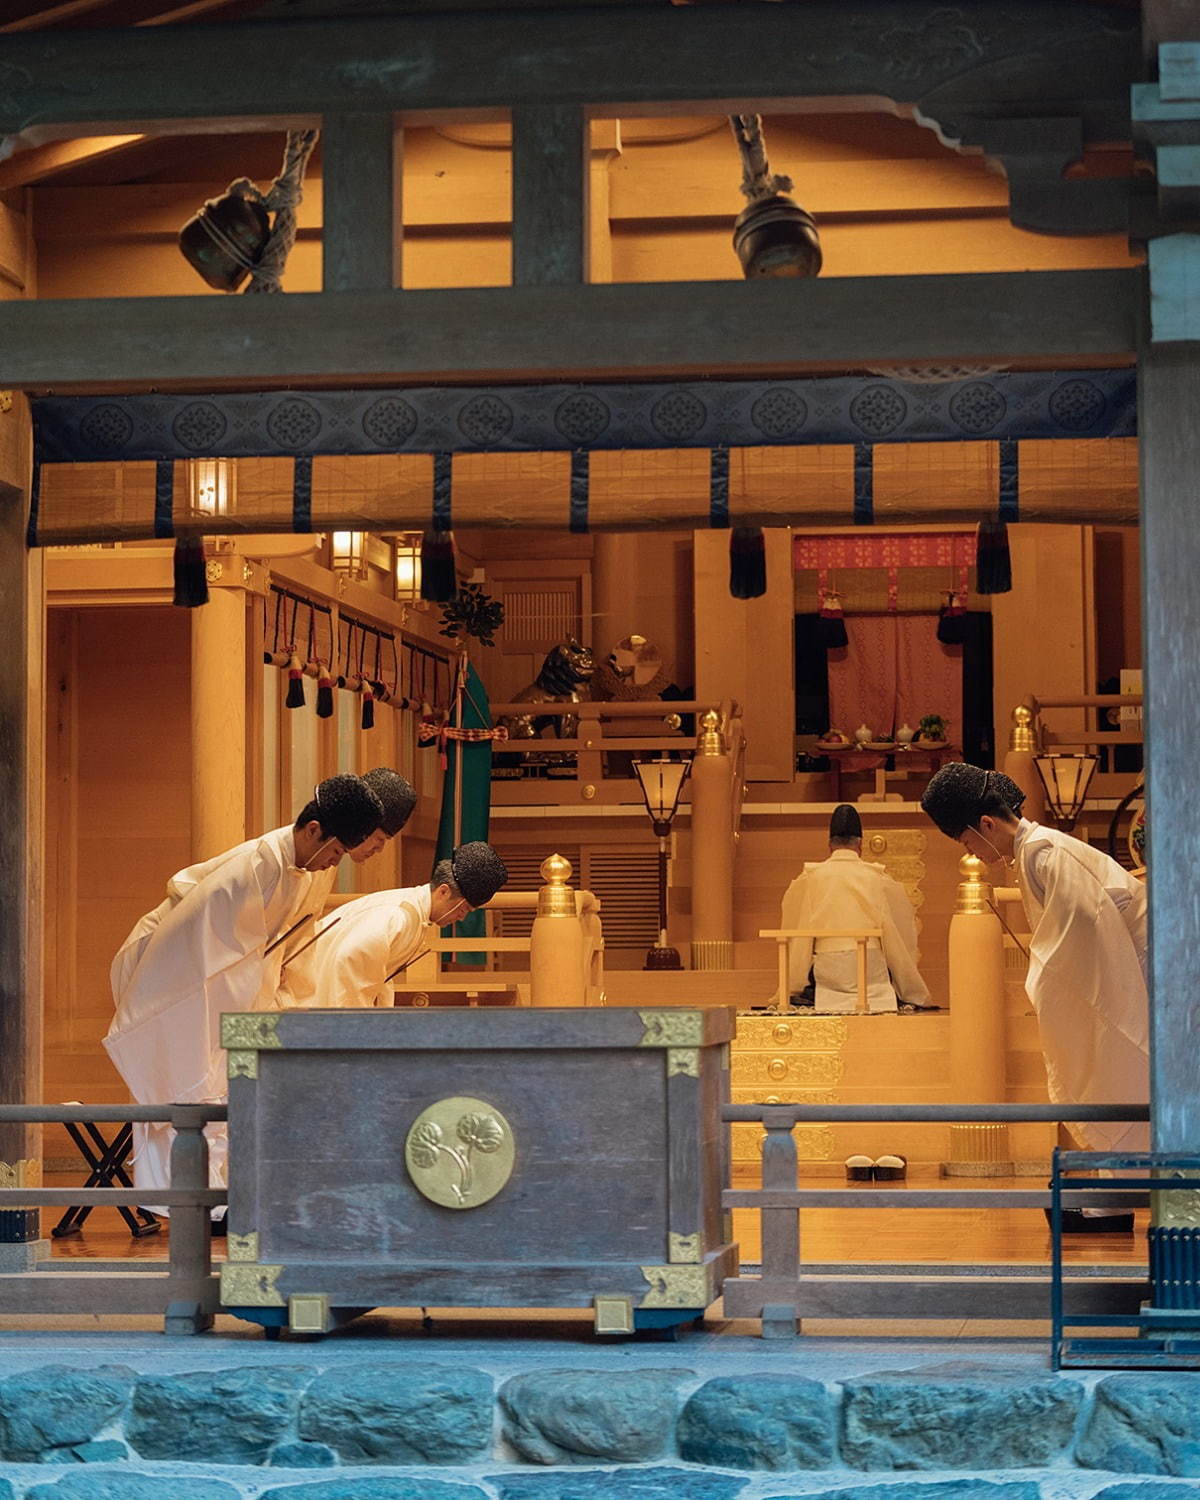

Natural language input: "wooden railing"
[722,1101,1152,1339]
[758,927,883,1011]
[0,1103,225,1335]
[1004,693,1144,820]
[393,885,605,1006]
[487,698,744,797]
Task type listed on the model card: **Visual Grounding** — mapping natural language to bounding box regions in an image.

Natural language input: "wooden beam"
[320,113,400,293]
[0,3,1138,140]
[0,0,115,31]
[0,269,1141,389]
[0,135,145,193]
[512,105,589,286]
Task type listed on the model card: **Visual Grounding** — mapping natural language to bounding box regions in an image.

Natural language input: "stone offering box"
[219,1006,738,1337]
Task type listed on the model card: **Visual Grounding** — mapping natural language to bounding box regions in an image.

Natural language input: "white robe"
[1014,819,1149,1152]
[103,826,321,1198]
[309,884,432,1009]
[109,831,337,1018]
[779,849,930,1013]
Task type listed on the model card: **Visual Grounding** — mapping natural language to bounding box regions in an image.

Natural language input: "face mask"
[971,828,1012,868]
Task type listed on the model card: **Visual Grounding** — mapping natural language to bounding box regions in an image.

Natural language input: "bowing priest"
[309,842,509,1009]
[104,773,384,1202]
[779,804,930,1014]
[109,766,417,1003]
[921,763,1148,1230]
[276,767,418,1006]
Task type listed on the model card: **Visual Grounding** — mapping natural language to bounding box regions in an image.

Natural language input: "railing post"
[1003,703,1046,824]
[690,708,735,970]
[944,856,1012,1176]
[165,1104,215,1336]
[759,1105,800,1337]
[530,854,585,1007]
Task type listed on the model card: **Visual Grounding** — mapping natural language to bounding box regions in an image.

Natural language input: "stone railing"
[0,1102,225,1335]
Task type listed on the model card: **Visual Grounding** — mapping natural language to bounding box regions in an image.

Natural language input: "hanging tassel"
[729,525,766,599]
[421,527,458,603]
[172,536,209,608]
[316,663,334,719]
[818,590,849,649]
[361,680,375,730]
[937,591,967,645]
[976,520,1012,595]
[285,653,306,709]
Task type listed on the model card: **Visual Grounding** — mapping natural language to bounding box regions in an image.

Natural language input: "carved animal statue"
[504,640,595,740]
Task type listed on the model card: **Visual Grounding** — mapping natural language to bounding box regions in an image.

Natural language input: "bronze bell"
[178,191,270,292]
[732,192,822,279]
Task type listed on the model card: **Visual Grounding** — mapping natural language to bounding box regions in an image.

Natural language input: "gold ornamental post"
[689,709,734,970]
[529,853,586,1007]
[1002,703,1046,825]
[944,853,1012,1176]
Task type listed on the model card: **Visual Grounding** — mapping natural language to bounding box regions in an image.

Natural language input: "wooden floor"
[41,1171,1148,1269]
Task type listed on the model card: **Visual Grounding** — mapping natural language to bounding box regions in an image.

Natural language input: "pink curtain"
[827,615,962,744]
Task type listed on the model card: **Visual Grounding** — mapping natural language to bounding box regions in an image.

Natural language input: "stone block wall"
[0,1364,1197,1498]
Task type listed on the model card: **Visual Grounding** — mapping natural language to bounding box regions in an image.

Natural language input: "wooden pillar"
[694,529,794,783]
[529,853,585,1007]
[0,393,44,1257]
[1141,335,1200,1155]
[512,104,589,286]
[689,709,734,970]
[1002,703,1046,824]
[190,582,248,863]
[321,112,401,292]
[943,854,1011,1175]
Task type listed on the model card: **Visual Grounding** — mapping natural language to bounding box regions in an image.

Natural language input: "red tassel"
[361,683,375,730]
[818,590,849,649]
[285,653,306,709]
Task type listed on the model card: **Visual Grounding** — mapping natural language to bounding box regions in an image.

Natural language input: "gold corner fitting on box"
[221,1013,282,1052]
[289,1293,331,1335]
[639,1262,712,1309]
[667,1048,699,1078]
[226,1231,259,1263]
[668,1231,702,1263]
[227,1050,257,1080]
[219,1262,285,1308]
[638,1010,703,1048]
[593,1295,634,1335]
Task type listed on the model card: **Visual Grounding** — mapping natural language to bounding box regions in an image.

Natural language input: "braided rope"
[728,114,793,201]
[229,128,320,295]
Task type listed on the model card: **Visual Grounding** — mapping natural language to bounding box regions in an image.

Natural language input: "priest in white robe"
[922,762,1148,1231]
[109,767,416,1005]
[310,843,508,1009]
[779,804,930,1013]
[104,773,385,1202]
